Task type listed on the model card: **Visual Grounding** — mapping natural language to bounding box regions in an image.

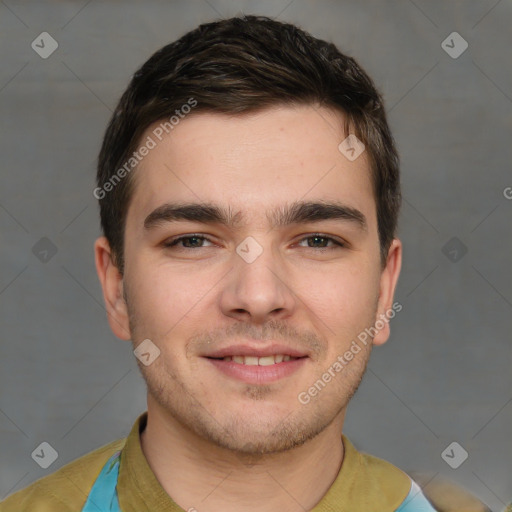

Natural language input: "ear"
[94,237,131,340]
[372,238,402,346]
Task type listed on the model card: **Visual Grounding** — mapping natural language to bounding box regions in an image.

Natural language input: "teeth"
[219,354,298,365]
[258,356,275,366]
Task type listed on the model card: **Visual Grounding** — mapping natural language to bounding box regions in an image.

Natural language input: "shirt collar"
[118,411,410,512]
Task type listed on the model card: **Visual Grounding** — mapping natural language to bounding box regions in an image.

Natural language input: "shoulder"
[0,438,126,512]
[411,472,492,512]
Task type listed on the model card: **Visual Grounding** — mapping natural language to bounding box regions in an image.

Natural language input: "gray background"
[0,0,511,509]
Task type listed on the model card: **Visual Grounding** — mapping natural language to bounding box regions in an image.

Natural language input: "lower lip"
[205,357,308,384]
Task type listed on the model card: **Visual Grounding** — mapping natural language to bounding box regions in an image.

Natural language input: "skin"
[95,104,402,512]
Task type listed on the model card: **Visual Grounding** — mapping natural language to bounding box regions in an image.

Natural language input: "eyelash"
[162,233,345,251]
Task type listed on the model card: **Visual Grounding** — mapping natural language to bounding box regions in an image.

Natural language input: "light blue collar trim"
[81,450,122,512]
[395,480,437,511]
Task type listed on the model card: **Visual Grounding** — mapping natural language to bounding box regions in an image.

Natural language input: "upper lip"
[203,343,309,359]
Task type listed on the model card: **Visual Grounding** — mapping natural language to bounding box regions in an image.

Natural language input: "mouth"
[202,345,309,384]
[206,354,304,365]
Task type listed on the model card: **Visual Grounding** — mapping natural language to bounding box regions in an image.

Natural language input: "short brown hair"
[96,14,401,273]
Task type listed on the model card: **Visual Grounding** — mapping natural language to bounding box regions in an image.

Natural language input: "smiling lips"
[204,344,309,383]
[219,354,298,365]
[204,343,309,359]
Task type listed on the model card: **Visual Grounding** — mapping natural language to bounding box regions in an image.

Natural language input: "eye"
[162,234,214,249]
[161,233,346,252]
[296,234,345,250]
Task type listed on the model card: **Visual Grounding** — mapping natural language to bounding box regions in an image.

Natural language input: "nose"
[219,240,297,324]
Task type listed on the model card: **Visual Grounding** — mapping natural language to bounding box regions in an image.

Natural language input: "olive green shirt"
[0,411,414,511]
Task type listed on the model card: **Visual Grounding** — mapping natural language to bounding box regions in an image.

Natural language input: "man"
[1,14,445,511]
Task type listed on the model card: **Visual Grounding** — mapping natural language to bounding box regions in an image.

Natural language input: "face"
[96,104,401,455]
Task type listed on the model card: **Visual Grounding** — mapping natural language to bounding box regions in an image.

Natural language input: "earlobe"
[94,237,131,341]
[372,238,402,346]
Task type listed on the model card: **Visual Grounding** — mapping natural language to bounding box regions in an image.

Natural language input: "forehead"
[126,104,376,231]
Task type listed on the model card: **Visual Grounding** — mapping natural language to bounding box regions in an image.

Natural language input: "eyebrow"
[143,200,368,232]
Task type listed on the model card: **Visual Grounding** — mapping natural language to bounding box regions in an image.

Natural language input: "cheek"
[301,264,379,342]
[125,261,199,337]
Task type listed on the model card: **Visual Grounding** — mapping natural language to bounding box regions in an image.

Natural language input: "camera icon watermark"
[441,441,468,469]
[338,134,365,161]
[32,237,58,263]
[236,236,263,263]
[441,32,468,59]
[31,32,59,59]
[133,339,161,366]
[31,441,59,469]
[441,237,467,263]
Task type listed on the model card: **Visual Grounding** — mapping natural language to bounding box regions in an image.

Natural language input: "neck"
[140,401,345,512]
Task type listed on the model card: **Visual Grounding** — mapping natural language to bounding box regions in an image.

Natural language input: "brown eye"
[163,234,213,249]
[297,234,345,250]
